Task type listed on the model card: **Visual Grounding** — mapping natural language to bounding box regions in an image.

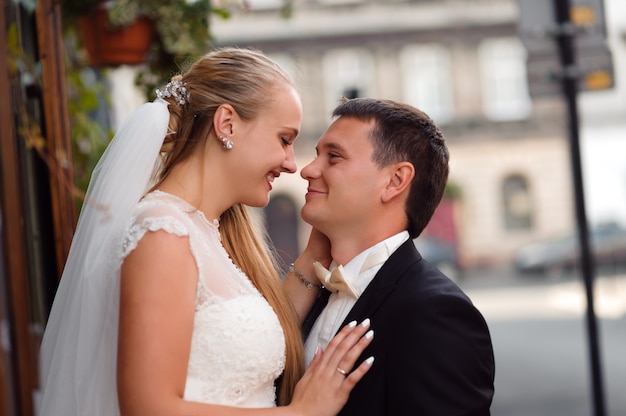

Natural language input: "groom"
[299,98,495,415]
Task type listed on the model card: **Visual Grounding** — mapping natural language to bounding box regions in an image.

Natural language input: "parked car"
[413,236,462,281]
[513,222,626,276]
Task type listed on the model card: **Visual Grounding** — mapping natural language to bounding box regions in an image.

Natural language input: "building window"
[479,37,531,121]
[244,0,284,11]
[400,44,454,123]
[322,48,375,117]
[316,0,365,4]
[502,174,533,230]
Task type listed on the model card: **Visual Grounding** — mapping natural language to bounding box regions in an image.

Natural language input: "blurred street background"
[461,266,626,416]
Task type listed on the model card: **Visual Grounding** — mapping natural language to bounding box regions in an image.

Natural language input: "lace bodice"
[121,190,286,407]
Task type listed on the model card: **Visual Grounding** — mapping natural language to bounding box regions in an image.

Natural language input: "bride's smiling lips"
[266,171,280,191]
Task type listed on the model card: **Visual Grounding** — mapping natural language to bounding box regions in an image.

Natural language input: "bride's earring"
[219,135,234,150]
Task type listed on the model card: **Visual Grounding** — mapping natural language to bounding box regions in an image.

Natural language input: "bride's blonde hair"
[153,47,304,405]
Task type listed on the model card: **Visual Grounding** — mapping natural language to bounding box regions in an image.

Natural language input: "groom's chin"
[300,204,320,227]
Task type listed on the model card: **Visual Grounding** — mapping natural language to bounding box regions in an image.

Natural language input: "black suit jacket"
[303,240,495,416]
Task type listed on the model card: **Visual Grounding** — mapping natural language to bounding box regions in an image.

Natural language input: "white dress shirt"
[304,231,410,365]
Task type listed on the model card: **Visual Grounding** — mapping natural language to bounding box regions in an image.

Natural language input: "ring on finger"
[336,367,347,376]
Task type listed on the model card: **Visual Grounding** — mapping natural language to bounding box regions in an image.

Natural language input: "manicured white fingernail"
[360,318,370,327]
[364,330,374,340]
[347,320,357,328]
[365,356,374,365]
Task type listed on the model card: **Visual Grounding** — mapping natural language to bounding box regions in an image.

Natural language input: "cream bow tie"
[313,263,359,298]
[312,249,389,299]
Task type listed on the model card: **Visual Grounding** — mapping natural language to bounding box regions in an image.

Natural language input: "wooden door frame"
[0,1,74,414]
[0,7,37,411]
[37,0,76,277]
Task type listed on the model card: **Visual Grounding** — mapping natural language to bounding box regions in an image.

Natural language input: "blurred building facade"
[109,0,626,269]
[209,0,583,268]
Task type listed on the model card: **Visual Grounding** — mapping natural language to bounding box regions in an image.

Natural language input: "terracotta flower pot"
[77,7,155,67]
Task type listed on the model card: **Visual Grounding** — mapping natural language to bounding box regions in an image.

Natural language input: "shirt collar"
[330,231,410,296]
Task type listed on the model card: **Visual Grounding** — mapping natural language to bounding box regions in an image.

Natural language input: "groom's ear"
[381,162,414,203]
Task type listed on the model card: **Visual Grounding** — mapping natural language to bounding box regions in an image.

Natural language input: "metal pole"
[552,0,607,415]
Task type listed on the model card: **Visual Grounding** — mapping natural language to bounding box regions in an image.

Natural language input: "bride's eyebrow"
[280,127,299,138]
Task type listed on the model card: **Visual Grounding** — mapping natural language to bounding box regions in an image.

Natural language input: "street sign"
[525,44,614,96]
[518,0,608,45]
[518,0,614,97]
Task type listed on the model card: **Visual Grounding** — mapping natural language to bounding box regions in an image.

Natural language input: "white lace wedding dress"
[121,190,286,407]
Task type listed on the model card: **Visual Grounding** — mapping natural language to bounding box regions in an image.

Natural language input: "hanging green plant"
[60,0,232,98]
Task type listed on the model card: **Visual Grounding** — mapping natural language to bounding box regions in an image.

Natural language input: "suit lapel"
[339,239,421,330]
[301,289,331,339]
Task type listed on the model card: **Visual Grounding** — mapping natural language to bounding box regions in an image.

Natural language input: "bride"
[38,47,373,416]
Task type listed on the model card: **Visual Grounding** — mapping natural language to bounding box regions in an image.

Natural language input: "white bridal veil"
[38,99,170,415]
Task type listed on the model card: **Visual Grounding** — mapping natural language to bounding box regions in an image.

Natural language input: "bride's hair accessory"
[156,80,190,106]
